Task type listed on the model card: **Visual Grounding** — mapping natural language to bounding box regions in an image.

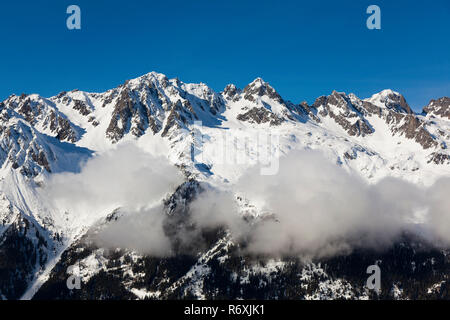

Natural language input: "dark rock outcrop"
[423,97,450,120]
[237,107,283,126]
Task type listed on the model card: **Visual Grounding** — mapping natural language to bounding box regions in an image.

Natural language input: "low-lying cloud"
[93,205,172,257]
[426,178,450,245]
[233,151,429,258]
[179,150,450,258]
[44,146,450,259]
[44,143,184,230]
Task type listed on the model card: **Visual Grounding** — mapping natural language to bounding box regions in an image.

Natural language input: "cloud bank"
[93,205,172,256]
[44,146,450,259]
[180,150,450,258]
[44,143,184,230]
[233,151,428,258]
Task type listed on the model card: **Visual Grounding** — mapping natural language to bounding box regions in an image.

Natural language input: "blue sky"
[0,0,449,111]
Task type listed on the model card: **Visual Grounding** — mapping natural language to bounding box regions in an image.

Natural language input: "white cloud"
[93,205,172,256]
[425,178,450,245]
[189,150,449,259]
[43,143,184,234]
[44,146,450,259]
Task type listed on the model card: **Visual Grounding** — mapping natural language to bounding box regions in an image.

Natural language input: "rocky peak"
[129,71,170,88]
[423,97,450,119]
[222,84,241,101]
[298,100,313,113]
[243,78,283,103]
[312,91,374,137]
[1,94,80,143]
[365,89,413,114]
[328,91,352,108]
[104,72,228,142]
[0,119,90,177]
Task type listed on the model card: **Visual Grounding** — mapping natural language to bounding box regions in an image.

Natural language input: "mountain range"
[0,72,449,300]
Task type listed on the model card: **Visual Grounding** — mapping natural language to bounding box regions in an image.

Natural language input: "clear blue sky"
[0,0,449,111]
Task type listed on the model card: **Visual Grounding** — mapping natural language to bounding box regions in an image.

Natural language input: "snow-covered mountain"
[0,71,449,300]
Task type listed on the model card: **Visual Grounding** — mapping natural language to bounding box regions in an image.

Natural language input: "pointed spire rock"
[243,78,283,103]
[222,84,241,101]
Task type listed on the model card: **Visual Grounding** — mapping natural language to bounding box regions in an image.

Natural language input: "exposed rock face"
[313,91,374,137]
[105,73,225,142]
[52,92,100,127]
[0,121,53,177]
[72,100,91,116]
[105,83,169,142]
[2,94,80,143]
[394,114,438,149]
[361,90,436,148]
[428,152,450,165]
[423,97,450,120]
[231,78,309,126]
[0,118,92,177]
[222,84,241,102]
[50,111,78,143]
[161,100,196,137]
[366,89,414,114]
[371,107,438,150]
[236,107,283,126]
[305,90,441,150]
[106,87,137,141]
[383,91,413,114]
[243,78,284,104]
[0,105,94,178]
